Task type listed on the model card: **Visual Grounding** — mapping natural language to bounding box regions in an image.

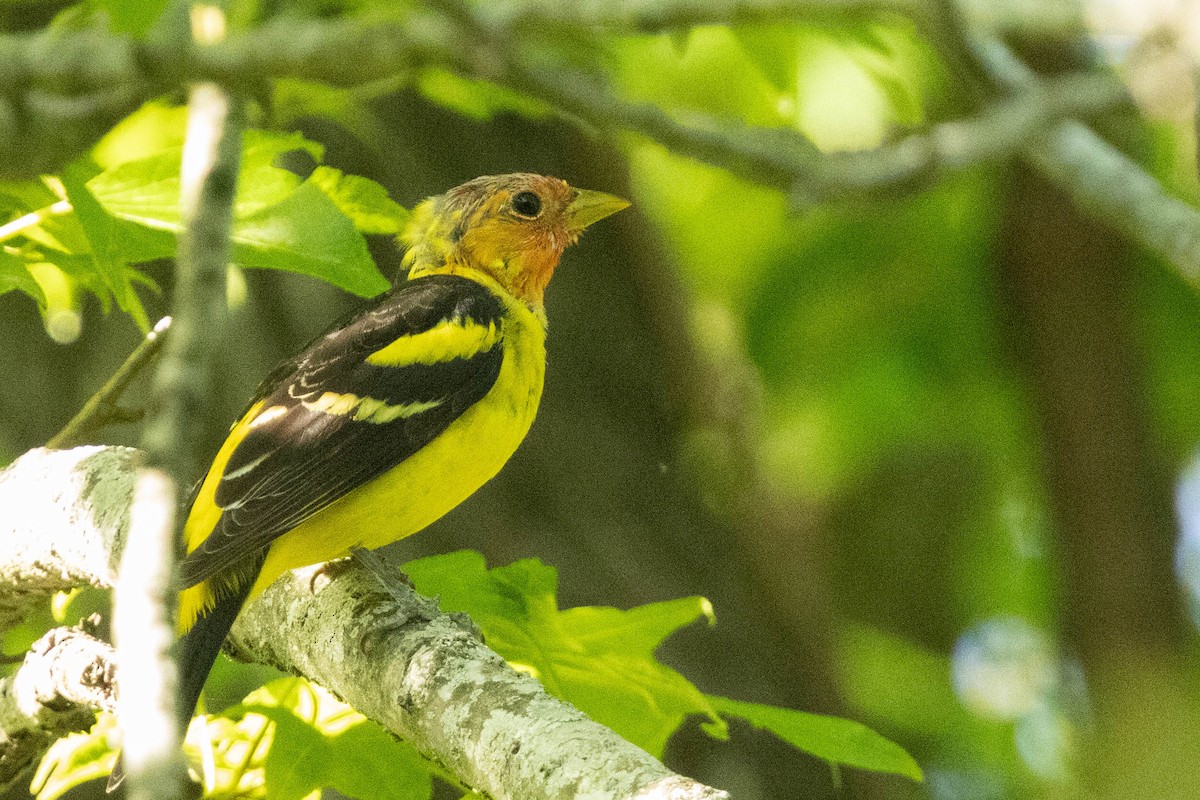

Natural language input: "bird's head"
[401,173,630,309]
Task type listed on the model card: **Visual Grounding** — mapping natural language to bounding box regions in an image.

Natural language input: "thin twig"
[498,0,1083,37]
[972,36,1200,290]
[46,316,172,450]
[0,200,72,244]
[798,70,1127,202]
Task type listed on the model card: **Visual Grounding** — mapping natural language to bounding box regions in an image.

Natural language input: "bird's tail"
[106,568,260,793]
[175,573,258,729]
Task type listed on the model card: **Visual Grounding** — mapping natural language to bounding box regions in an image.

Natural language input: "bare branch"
[503,0,1083,37]
[230,564,729,800]
[797,70,1125,201]
[972,37,1200,291]
[114,24,245,795]
[0,447,134,628]
[0,446,731,800]
[0,3,1157,250]
[0,628,118,794]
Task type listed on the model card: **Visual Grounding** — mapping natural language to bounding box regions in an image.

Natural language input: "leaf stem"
[46,316,173,450]
[0,200,72,244]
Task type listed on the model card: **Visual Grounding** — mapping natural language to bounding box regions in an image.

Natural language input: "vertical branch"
[113,6,242,799]
[112,472,184,797]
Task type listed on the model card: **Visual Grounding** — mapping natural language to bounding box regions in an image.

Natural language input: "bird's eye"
[511,191,542,219]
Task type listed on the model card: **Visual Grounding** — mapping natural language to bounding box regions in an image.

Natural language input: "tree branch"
[114,16,245,795]
[502,0,1084,37]
[0,627,118,794]
[0,446,731,800]
[972,36,1200,291]
[0,446,134,629]
[230,565,729,800]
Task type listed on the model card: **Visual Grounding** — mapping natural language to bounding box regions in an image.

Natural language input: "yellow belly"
[249,303,545,599]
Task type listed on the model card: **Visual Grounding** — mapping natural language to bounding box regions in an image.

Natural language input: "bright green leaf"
[0,251,46,308]
[402,549,531,621]
[88,127,321,231]
[734,25,802,91]
[60,163,150,329]
[559,596,715,659]
[417,68,550,121]
[231,180,389,297]
[242,128,325,167]
[709,695,924,781]
[86,128,388,297]
[257,707,332,800]
[0,179,60,214]
[88,148,301,229]
[327,719,432,800]
[238,678,432,800]
[92,0,170,36]
[31,716,117,800]
[309,166,410,235]
[404,551,724,757]
[92,102,189,169]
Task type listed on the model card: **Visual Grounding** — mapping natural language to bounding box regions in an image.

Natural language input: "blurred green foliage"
[4,1,1200,799]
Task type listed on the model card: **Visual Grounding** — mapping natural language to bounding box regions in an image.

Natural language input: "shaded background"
[6,2,1200,799]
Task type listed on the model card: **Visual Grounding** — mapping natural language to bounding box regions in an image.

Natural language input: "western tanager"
[111,173,627,788]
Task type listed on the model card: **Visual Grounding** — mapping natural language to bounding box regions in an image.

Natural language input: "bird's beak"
[567,189,631,232]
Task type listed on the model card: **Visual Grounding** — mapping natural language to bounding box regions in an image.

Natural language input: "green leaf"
[88,127,322,230]
[309,166,409,235]
[87,128,387,297]
[242,128,325,167]
[31,717,117,800]
[708,695,924,781]
[92,102,189,169]
[257,707,332,800]
[327,718,432,800]
[734,25,802,91]
[417,68,550,121]
[88,145,302,230]
[60,162,151,329]
[231,180,389,297]
[237,678,432,800]
[92,0,170,36]
[0,251,46,308]
[404,551,724,757]
[0,179,60,214]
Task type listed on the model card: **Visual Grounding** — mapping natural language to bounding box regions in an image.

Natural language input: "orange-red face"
[403,173,629,308]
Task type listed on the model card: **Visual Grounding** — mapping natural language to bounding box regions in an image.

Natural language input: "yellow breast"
[247,288,546,599]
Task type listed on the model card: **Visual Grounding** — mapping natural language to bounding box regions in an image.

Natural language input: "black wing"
[179,274,505,588]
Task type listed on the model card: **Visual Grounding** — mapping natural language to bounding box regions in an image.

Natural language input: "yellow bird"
[141,174,626,778]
